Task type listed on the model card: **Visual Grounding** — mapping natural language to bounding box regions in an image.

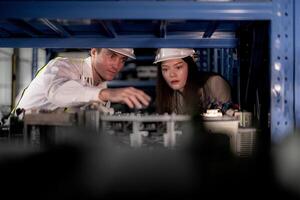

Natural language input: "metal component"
[0,0,296,145]
[0,38,238,48]
[159,20,167,38]
[84,110,100,132]
[163,114,180,148]
[234,111,253,128]
[13,108,258,157]
[11,49,18,112]
[99,20,117,38]
[130,120,148,148]
[271,0,294,143]
[32,48,38,79]
[6,19,41,37]
[23,112,77,126]
[203,21,218,38]
[295,0,300,130]
[107,80,155,88]
[237,128,257,157]
[202,115,240,153]
[0,1,273,20]
[39,18,71,37]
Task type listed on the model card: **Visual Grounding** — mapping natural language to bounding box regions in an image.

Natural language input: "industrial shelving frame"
[0,0,298,143]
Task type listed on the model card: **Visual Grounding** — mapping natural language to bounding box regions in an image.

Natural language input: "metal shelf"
[107,80,155,88]
[0,1,272,20]
[0,0,298,143]
[0,0,271,47]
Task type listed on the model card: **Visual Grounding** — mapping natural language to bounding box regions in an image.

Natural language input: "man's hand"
[98,87,151,109]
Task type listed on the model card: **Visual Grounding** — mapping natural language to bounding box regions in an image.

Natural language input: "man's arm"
[45,58,151,109]
[99,87,151,109]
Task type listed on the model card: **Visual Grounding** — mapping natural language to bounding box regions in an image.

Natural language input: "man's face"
[91,48,128,81]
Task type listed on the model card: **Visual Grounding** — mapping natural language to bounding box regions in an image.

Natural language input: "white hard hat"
[154,48,195,64]
[108,48,136,59]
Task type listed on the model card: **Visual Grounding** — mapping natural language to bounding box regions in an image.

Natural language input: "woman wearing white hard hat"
[16,48,151,113]
[154,48,233,115]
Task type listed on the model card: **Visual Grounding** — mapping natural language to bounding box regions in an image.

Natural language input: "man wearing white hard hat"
[17,48,151,112]
[155,48,233,115]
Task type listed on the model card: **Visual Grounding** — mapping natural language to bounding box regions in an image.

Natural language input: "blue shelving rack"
[0,0,298,143]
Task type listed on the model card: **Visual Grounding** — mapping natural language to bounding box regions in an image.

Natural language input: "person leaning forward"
[154,48,233,115]
[17,48,151,112]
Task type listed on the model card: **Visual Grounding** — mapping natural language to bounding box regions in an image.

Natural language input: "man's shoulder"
[47,57,86,70]
[199,72,224,81]
[197,72,229,86]
[51,57,83,64]
[208,74,223,80]
[197,71,219,82]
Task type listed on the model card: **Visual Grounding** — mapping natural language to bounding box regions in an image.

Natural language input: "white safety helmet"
[153,48,195,64]
[108,48,136,59]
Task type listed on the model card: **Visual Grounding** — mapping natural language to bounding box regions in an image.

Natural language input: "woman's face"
[161,58,188,92]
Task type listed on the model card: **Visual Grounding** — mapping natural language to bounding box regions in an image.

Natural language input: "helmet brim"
[108,48,136,59]
[153,55,192,64]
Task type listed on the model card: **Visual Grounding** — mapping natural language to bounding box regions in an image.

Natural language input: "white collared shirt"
[17,56,108,111]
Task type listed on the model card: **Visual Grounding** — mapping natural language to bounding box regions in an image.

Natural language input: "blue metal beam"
[159,20,167,38]
[295,0,300,130]
[32,48,38,79]
[39,19,71,37]
[0,27,11,37]
[99,21,117,38]
[203,21,218,38]
[0,1,273,20]
[108,80,155,88]
[270,0,294,142]
[6,19,41,37]
[0,38,237,48]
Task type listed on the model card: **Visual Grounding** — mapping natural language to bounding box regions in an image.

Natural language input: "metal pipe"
[11,48,18,111]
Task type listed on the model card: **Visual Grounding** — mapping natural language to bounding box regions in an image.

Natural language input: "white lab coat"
[17,57,107,111]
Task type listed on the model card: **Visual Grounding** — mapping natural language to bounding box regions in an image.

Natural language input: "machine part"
[237,128,257,157]
[101,113,190,148]
[163,119,176,148]
[19,110,256,156]
[234,111,253,127]
[23,112,77,126]
[0,124,9,137]
[130,121,148,147]
[243,112,252,127]
[84,110,100,132]
[202,116,239,154]
[202,109,223,117]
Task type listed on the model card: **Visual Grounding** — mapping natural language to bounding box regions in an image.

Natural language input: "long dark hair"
[156,56,205,115]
